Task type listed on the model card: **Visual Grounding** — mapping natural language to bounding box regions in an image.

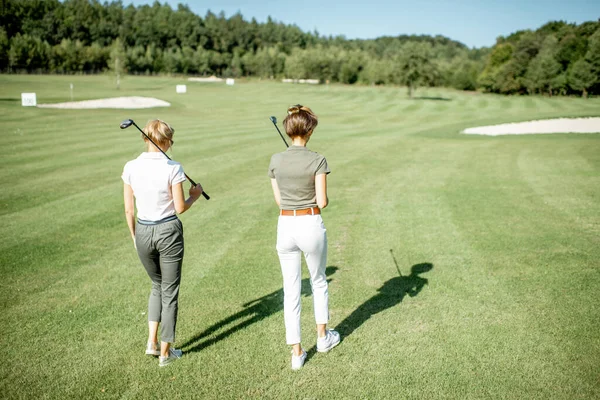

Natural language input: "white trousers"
[276,214,329,345]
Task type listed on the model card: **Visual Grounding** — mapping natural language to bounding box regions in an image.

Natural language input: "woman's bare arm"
[123,183,136,247]
[271,178,281,207]
[173,182,203,214]
[315,174,328,209]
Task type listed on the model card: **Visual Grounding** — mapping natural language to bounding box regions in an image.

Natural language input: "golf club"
[269,116,289,148]
[119,119,210,200]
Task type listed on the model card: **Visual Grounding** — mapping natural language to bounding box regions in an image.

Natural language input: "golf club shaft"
[131,120,210,200]
[270,119,289,148]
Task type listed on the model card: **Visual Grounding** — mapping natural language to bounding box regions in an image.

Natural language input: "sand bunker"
[37,96,170,109]
[188,76,223,83]
[462,117,600,136]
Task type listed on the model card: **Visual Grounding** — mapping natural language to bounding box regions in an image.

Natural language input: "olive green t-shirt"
[268,145,330,210]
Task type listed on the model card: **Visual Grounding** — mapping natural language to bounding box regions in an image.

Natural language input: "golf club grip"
[270,119,289,147]
[186,174,210,200]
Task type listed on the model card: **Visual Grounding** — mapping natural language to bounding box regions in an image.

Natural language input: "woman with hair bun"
[268,105,340,370]
[122,119,203,367]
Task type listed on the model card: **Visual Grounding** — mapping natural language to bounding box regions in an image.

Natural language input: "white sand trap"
[37,96,170,109]
[463,117,600,136]
[188,76,223,83]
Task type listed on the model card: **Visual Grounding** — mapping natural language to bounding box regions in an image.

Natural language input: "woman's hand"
[173,182,202,214]
[132,234,137,250]
[189,183,203,200]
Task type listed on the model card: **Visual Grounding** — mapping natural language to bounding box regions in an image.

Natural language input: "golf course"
[1,74,599,399]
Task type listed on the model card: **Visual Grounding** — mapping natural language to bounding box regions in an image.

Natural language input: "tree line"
[1,0,598,96]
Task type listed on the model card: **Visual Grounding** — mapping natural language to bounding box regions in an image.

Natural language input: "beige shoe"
[145,341,160,356]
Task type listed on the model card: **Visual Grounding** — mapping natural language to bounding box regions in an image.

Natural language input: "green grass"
[1,74,599,399]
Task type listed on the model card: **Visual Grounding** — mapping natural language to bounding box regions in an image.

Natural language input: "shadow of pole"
[335,262,433,338]
[304,262,433,363]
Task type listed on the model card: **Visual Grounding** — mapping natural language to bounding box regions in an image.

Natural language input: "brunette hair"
[282,104,318,138]
[143,119,174,148]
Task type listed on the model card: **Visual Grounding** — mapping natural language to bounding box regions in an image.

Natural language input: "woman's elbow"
[317,198,328,209]
[174,201,187,214]
[175,205,187,214]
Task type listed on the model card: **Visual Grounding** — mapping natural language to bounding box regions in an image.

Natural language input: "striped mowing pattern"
[1,75,599,399]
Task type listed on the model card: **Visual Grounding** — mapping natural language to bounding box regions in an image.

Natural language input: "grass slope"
[1,75,599,399]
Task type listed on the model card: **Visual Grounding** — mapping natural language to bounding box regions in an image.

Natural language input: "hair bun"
[287,104,302,115]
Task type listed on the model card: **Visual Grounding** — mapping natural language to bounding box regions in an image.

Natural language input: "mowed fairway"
[1,75,599,399]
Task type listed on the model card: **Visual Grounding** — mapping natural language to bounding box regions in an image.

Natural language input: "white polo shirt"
[122,152,187,221]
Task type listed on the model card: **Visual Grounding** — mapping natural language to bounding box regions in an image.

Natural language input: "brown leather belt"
[280,207,321,216]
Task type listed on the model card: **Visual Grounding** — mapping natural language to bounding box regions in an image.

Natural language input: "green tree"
[225,48,243,77]
[509,31,542,93]
[478,43,514,92]
[51,38,86,72]
[56,0,99,45]
[525,35,562,95]
[360,58,394,85]
[338,50,365,84]
[0,27,9,71]
[449,59,481,91]
[569,59,596,97]
[1,0,596,96]
[283,49,305,79]
[84,42,107,72]
[89,0,122,46]
[584,29,600,72]
[192,47,211,75]
[147,44,163,73]
[241,47,285,78]
[8,33,51,71]
[126,45,152,74]
[556,32,586,70]
[397,42,437,98]
[162,47,182,74]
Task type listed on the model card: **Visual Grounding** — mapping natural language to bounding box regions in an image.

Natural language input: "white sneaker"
[291,349,307,370]
[317,329,340,353]
[159,347,183,367]
[145,341,160,356]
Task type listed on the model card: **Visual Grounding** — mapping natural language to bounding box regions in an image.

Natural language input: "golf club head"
[120,119,134,129]
[270,116,277,124]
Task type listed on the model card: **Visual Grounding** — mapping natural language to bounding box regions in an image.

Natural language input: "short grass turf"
[1,74,599,399]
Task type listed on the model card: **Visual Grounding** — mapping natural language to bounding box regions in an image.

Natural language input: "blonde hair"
[143,119,174,148]
[282,104,318,138]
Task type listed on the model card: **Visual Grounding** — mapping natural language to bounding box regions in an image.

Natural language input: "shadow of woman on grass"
[304,261,433,363]
[335,262,433,338]
[180,266,338,353]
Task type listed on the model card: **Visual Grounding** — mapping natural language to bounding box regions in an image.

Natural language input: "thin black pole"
[270,117,289,148]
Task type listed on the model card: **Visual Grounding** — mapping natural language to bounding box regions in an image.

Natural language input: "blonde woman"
[268,105,340,370]
[122,120,203,367]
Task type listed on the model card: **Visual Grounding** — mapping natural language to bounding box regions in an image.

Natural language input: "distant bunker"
[37,97,171,109]
[462,118,600,136]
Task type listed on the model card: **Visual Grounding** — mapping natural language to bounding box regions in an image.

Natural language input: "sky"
[128,0,600,48]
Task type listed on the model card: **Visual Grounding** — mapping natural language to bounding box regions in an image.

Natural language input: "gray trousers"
[135,218,184,343]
